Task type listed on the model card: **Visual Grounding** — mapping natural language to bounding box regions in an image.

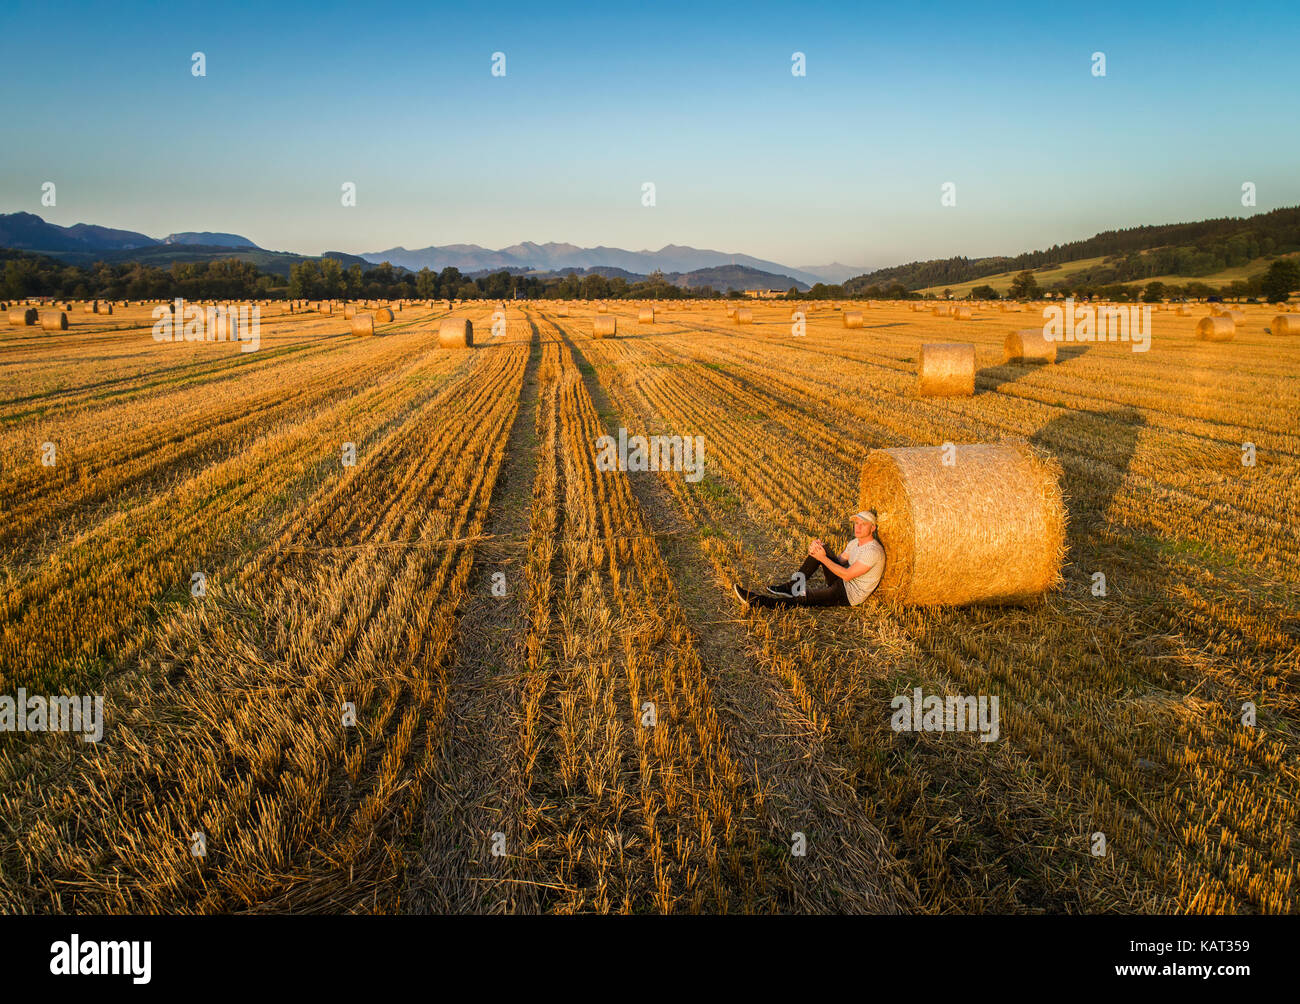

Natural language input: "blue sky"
[1,0,1295,270]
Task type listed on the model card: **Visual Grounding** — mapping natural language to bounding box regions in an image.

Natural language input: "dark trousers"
[748,552,850,608]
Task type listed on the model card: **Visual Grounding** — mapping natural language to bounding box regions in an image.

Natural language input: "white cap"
[851,509,878,524]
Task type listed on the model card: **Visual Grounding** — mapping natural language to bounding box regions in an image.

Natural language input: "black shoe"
[732,583,751,609]
[766,581,795,598]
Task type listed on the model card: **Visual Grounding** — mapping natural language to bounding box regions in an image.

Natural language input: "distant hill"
[362,241,826,287]
[0,211,157,253]
[669,264,807,293]
[162,231,259,249]
[847,206,1300,292]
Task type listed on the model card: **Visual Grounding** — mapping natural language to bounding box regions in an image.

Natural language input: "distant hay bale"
[8,308,38,326]
[319,303,333,315]
[857,441,1066,606]
[916,342,975,396]
[83,301,97,313]
[1004,327,1056,363]
[351,314,375,337]
[638,308,654,323]
[375,307,395,322]
[596,303,608,313]
[593,315,617,338]
[1196,316,1235,341]
[41,310,69,331]
[932,304,953,317]
[735,308,753,324]
[1177,305,1194,316]
[843,310,864,328]
[725,307,737,319]
[1224,309,1246,325]
[343,305,357,319]
[438,318,474,348]
[99,302,113,315]
[1271,314,1300,336]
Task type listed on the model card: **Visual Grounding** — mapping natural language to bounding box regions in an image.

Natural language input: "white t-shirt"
[842,537,885,606]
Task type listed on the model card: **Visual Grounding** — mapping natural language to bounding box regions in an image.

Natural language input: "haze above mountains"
[0,212,861,289]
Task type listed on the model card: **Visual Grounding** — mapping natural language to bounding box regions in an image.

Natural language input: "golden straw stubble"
[917,342,975,396]
[1005,327,1057,363]
[857,441,1067,606]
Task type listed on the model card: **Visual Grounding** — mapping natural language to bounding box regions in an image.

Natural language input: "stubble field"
[0,297,1296,914]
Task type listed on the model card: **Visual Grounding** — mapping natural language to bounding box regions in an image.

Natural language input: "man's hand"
[808,539,826,561]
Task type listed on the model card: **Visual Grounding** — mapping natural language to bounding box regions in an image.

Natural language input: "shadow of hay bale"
[1029,405,1144,563]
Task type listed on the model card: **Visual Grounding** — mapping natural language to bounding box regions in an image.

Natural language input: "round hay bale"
[735,308,753,324]
[596,303,608,313]
[41,310,69,331]
[1004,327,1056,363]
[952,306,972,320]
[638,308,654,324]
[1223,309,1246,325]
[593,316,617,338]
[8,308,38,326]
[438,318,474,348]
[1196,316,1235,341]
[725,307,737,319]
[916,342,975,396]
[1177,305,1194,316]
[320,304,333,315]
[351,314,375,337]
[99,302,113,315]
[83,301,97,313]
[843,310,864,328]
[375,307,395,323]
[1271,314,1300,336]
[343,305,357,319]
[932,304,953,317]
[856,441,1066,606]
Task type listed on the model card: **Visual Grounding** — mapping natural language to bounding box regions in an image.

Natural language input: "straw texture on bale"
[1271,314,1300,336]
[8,308,38,326]
[592,315,617,338]
[856,440,1066,606]
[952,306,972,320]
[843,310,864,328]
[638,308,654,323]
[41,311,69,331]
[1004,327,1057,363]
[916,342,975,396]
[351,314,375,337]
[375,307,395,323]
[735,308,753,324]
[438,318,474,348]
[1196,316,1235,341]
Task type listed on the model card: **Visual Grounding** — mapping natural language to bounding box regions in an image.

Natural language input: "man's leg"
[743,579,849,608]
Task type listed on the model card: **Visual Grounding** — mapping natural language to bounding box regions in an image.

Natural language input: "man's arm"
[821,558,870,582]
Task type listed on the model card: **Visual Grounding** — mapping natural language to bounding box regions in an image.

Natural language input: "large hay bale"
[1196,316,1235,341]
[952,306,972,320]
[593,315,617,338]
[735,308,753,324]
[843,310,864,328]
[932,304,953,317]
[40,310,69,331]
[8,308,38,326]
[438,318,474,348]
[856,441,1066,606]
[638,308,654,324]
[916,342,975,396]
[351,314,375,337]
[1271,314,1300,336]
[98,302,113,315]
[1005,327,1056,363]
[375,307,395,323]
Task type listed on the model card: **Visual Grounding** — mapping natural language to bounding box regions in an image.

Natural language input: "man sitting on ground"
[734,510,885,609]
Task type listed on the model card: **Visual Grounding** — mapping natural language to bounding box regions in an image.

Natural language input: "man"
[733,510,886,609]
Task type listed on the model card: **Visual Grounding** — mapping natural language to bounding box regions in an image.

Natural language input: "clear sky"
[1,0,1295,271]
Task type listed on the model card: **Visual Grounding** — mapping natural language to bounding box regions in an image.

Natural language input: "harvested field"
[0,298,1296,915]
